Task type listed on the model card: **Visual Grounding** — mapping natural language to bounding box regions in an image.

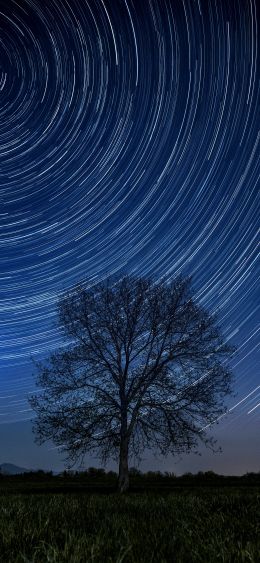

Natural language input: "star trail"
[0,0,259,467]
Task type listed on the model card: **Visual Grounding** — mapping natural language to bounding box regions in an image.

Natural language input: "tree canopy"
[30,275,235,491]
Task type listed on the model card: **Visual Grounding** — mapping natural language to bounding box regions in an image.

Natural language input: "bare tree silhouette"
[30,275,235,492]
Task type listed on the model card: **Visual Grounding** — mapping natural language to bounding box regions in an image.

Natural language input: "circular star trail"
[0,0,259,426]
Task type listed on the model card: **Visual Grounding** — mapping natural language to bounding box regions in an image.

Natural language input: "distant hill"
[0,463,31,475]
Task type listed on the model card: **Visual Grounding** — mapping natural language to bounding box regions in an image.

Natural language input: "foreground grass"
[0,490,259,562]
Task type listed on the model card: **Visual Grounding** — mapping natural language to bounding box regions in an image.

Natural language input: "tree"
[29,275,235,492]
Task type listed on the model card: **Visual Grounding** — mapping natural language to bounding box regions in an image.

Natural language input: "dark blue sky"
[0,0,259,473]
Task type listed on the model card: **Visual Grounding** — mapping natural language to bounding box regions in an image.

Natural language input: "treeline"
[1,467,259,485]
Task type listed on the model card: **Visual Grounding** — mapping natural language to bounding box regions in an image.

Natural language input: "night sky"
[0,0,259,474]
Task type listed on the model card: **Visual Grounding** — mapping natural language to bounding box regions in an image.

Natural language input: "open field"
[0,482,259,562]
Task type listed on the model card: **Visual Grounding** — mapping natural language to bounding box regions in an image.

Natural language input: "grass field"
[0,487,259,562]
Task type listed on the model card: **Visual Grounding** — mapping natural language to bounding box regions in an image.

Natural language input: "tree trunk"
[118,435,129,493]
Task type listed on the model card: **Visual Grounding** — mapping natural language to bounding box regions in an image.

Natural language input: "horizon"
[0,461,259,478]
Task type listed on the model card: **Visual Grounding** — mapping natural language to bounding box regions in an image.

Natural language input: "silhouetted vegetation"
[30,274,235,492]
[0,467,259,495]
